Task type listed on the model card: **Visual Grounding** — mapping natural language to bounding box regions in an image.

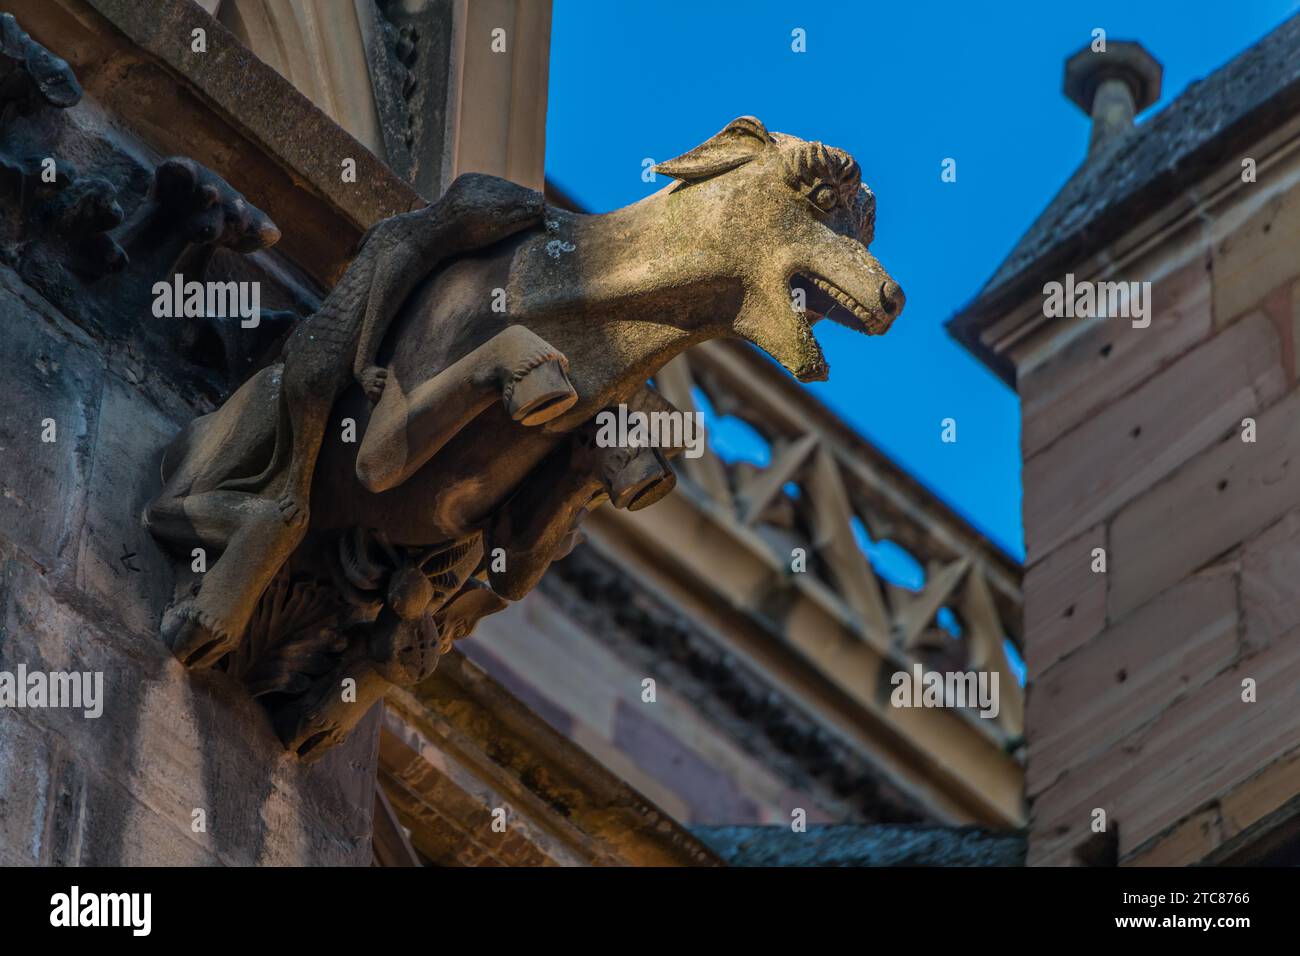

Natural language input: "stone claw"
[162,600,238,669]
[359,365,388,405]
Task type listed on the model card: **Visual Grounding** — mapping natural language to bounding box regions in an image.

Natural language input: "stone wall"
[0,1,390,866]
[1021,138,1300,865]
[0,263,378,865]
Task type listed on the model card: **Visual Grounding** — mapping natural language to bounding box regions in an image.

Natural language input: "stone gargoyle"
[143,116,905,760]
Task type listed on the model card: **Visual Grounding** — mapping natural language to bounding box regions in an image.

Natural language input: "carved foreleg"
[598,386,686,511]
[272,640,390,761]
[356,324,577,493]
[351,174,545,404]
[275,607,440,761]
[485,408,678,601]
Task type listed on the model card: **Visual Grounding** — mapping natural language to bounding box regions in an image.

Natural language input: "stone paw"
[275,494,308,528]
[162,600,239,669]
[606,447,675,511]
[504,356,577,426]
[274,703,344,763]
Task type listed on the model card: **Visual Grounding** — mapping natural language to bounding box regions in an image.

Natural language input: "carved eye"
[808,183,837,212]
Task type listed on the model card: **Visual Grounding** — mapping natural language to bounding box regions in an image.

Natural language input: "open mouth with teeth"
[799,273,895,335]
[740,272,900,383]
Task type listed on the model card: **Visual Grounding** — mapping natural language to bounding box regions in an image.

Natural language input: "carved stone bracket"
[140,114,905,762]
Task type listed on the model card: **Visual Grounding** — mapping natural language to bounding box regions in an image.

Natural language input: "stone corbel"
[141,116,905,765]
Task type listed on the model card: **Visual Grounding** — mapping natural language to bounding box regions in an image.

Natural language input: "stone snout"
[796,234,905,337]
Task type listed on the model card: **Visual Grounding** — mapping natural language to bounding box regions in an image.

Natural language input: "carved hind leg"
[270,380,337,528]
[486,420,676,601]
[150,489,309,668]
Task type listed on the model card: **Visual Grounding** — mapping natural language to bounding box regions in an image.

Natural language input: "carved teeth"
[807,274,885,333]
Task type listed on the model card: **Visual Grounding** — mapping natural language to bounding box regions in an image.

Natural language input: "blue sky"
[545,0,1298,561]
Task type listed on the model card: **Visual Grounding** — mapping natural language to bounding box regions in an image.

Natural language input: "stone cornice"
[541,542,932,825]
[385,649,722,866]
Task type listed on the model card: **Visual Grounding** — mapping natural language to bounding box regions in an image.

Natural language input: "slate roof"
[692,824,1027,866]
[948,13,1300,385]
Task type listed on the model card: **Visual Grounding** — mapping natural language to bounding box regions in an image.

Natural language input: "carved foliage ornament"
[143,115,905,759]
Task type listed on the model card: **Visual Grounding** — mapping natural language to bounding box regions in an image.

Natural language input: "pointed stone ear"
[655,116,771,182]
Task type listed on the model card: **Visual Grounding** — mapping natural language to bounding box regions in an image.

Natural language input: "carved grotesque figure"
[144,116,905,759]
[0,12,81,121]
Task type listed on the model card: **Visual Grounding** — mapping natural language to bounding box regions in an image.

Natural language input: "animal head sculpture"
[652,115,903,381]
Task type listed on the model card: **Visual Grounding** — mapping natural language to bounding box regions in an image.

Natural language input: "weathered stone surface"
[1026,561,1238,797]
[0,534,376,865]
[611,698,762,824]
[1213,175,1300,327]
[0,271,106,569]
[383,651,722,866]
[1109,386,1300,619]
[1127,745,1300,865]
[1019,247,1212,459]
[0,267,374,865]
[1024,310,1284,560]
[1241,506,1300,653]
[1028,629,1300,865]
[1022,524,1105,680]
[1126,806,1225,867]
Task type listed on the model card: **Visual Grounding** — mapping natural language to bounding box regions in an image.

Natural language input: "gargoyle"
[144,116,905,759]
[0,12,81,123]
